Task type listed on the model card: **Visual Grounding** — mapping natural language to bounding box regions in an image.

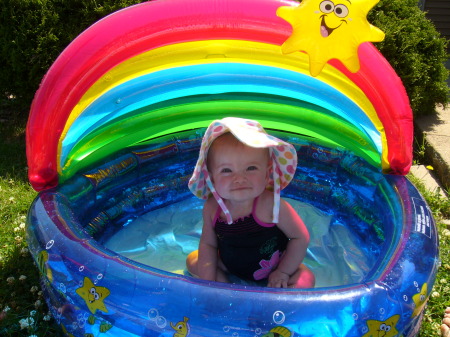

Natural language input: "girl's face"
[208,135,270,204]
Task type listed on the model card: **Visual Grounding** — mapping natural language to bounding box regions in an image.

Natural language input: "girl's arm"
[197,198,220,281]
[268,199,310,287]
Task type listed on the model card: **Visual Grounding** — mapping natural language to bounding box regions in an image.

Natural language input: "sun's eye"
[334,4,349,18]
[319,0,334,14]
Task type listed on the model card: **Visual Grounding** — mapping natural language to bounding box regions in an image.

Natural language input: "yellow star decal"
[75,277,110,314]
[362,314,402,337]
[277,0,385,76]
[411,283,428,317]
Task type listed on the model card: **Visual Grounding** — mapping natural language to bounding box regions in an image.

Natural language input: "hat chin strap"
[271,153,280,224]
[203,169,233,224]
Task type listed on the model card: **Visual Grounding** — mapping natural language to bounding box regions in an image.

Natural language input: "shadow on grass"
[0,112,63,336]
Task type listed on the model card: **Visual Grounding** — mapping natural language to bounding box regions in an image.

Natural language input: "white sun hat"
[188,117,297,224]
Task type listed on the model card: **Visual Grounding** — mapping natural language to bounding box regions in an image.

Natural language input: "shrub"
[369,0,449,116]
[0,0,145,111]
[0,0,448,116]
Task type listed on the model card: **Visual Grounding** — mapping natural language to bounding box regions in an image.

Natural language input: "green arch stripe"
[61,101,380,182]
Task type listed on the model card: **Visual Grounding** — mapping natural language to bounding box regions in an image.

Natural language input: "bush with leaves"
[0,0,145,111]
[369,0,448,116]
[0,0,448,116]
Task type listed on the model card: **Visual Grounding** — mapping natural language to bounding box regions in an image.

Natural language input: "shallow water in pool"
[104,197,374,288]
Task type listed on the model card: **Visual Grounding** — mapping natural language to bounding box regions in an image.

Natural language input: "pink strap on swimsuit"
[212,196,275,227]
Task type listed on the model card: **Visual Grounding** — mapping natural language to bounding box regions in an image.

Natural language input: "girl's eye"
[247,166,258,171]
[221,168,232,173]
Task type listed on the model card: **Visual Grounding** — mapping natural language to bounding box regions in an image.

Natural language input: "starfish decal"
[362,314,402,337]
[277,0,385,76]
[75,277,110,314]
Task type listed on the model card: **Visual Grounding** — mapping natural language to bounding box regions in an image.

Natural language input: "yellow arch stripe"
[59,40,388,172]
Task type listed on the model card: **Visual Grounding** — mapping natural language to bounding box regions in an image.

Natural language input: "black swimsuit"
[213,197,289,281]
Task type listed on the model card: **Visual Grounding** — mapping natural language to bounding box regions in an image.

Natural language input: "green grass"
[0,115,448,336]
[0,116,61,336]
[408,175,450,336]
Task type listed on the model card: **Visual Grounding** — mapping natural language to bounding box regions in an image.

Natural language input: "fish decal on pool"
[411,283,428,317]
[262,326,292,337]
[171,316,190,337]
[37,250,53,282]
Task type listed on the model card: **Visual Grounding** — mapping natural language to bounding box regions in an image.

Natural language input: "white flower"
[6,276,15,284]
[43,314,51,321]
[30,286,39,293]
[19,317,34,330]
[19,275,27,281]
[431,291,440,298]
[3,306,10,312]
[34,300,42,308]
[29,310,36,317]
[19,222,25,229]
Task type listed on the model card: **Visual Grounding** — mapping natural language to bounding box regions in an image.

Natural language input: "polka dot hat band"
[188,117,297,224]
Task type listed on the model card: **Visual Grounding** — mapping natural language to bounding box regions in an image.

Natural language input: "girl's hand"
[267,269,290,288]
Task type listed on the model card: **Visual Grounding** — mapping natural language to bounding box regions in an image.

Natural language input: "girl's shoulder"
[255,189,275,222]
[203,196,219,210]
[204,196,218,214]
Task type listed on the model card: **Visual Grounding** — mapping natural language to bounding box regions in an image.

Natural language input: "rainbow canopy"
[26,0,413,192]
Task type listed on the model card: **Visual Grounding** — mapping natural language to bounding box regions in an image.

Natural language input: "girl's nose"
[233,172,246,183]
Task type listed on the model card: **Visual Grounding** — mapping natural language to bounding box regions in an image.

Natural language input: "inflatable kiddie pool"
[26,0,440,336]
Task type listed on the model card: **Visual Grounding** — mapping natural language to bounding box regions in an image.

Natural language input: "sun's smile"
[320,15,346,37]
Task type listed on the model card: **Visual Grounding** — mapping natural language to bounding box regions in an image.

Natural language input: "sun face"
[277,0,385,76]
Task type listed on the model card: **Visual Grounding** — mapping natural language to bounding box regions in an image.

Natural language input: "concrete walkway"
[414,104,450,194]
[411,103,449,229]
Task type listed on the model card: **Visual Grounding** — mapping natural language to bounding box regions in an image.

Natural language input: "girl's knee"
[302,265,316,288]
[186,250,199,276]
[289,264,315,288]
